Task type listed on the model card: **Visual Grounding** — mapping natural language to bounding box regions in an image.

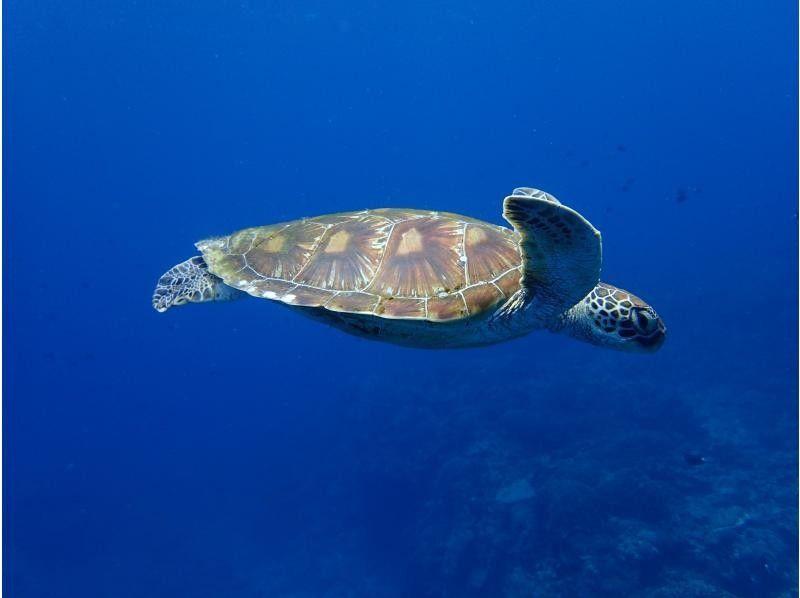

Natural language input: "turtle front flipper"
[152,256,244,313]
[497,187,602,326]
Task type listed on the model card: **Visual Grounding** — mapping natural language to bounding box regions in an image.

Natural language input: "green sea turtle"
[152,187,666,350]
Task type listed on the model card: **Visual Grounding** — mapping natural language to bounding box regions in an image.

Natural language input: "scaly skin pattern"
[153,256,243,313]
[549,284,667,352]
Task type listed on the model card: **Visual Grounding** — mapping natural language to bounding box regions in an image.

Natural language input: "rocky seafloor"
[236,357,797,598]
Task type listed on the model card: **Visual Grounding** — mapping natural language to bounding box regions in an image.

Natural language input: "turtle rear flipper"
[152,256,243,312]
[498,187,602,325]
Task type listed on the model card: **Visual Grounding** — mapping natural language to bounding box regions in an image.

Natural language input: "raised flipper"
[152,256,244,313]
[497,187,602,326]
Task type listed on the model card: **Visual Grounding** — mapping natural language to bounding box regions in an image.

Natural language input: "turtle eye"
[632,308,658,334]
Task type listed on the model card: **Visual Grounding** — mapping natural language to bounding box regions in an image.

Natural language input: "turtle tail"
[152,256,244,313]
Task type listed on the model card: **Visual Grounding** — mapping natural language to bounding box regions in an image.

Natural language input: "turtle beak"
[635,317,666,351]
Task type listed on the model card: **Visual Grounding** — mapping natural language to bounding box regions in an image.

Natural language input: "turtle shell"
[196,209,522,321]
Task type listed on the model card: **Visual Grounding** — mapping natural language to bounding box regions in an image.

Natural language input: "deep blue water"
[5,1,798,596]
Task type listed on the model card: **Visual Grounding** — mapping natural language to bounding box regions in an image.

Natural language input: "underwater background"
[5,1,798,596]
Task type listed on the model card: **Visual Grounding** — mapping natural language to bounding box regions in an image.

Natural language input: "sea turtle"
[152,187,666,350]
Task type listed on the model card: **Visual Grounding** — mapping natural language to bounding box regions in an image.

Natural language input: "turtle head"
[556,283,666,352]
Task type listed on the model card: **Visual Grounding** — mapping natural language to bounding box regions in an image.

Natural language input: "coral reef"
[222,355,797,598]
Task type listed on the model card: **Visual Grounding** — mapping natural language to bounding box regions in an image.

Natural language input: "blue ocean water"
[5,1,798,596]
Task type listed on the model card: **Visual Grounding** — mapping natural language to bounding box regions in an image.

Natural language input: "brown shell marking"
[197,210,522,322]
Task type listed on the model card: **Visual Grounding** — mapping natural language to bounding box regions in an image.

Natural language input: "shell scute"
[464,224,520,285]
[462,283,505,314]
[294,216,392,290]
[377,297,427,319]
[367,217,465,298]
[281,285,331,306]
[247,221,328,280]
[494,267,522,298]
[250,279,296,299]
[326,292,381,314]
[427,294,468,321]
